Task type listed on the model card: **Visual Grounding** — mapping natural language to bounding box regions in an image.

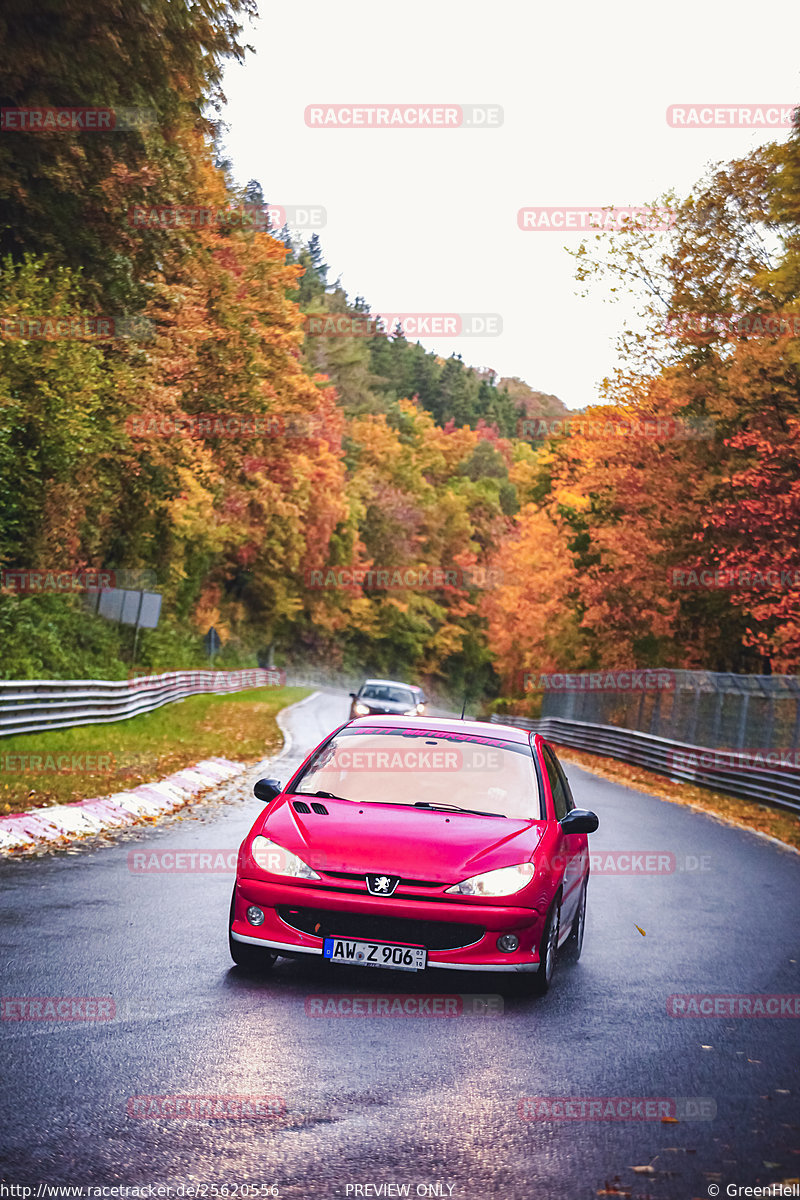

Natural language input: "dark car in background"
[349,679,427,719]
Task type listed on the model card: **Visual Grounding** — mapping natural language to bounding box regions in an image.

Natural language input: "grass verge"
[1,686,311,814]
[555,743,800,853]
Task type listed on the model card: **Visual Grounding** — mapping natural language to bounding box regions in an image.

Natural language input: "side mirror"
[254,777,282,804]
[560,808,599,835]
[349,692,357,700]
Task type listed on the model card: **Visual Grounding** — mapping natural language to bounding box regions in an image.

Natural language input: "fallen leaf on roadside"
[634,924,646,936]
[661,1116,679,1123]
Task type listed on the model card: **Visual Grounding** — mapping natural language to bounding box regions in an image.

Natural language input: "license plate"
[323,937,427,972]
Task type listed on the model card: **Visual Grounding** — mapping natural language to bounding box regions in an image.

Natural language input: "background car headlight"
[354,702,370,715]
[416,703,426,713]
[251,835,320,880]
[445,863,535,897]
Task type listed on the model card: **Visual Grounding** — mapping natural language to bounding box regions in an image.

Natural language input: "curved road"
[1,689,799,1198]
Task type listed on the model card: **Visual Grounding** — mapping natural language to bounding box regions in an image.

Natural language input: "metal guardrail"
[490,715,800,815]
[0,669,287,737]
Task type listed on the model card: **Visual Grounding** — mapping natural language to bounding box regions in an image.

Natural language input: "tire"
[563,881,586,963]
[228,887,277,972]
[530,897,560,995]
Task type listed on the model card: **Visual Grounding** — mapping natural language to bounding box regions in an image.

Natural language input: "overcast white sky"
[220,0,800,411]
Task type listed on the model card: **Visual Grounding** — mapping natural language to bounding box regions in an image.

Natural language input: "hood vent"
[291,800,329,815]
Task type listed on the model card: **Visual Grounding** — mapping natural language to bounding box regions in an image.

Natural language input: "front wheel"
[228,887,277,972]
[530,898,560,995]
[563,882,586,963]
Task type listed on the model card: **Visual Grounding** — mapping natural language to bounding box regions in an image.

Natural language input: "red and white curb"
[0,758,244,855]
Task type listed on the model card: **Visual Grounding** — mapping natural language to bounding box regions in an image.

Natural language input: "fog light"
[497,933,519,953]
[246,905,265,926]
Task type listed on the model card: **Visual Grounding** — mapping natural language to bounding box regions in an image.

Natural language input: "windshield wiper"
[413,802,506,818]
[298,789,352,802]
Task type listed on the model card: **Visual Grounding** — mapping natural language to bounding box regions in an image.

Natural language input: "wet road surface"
[1,689,799,1198]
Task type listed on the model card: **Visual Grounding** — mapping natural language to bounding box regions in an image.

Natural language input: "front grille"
[324,871,441,888]
[277,905,484,951]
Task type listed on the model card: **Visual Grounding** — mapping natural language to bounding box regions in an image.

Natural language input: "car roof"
[360,678,415,688]
[344,713,532,745]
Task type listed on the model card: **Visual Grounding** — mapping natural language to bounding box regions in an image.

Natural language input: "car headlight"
[445,862,535,897]
[251,835,320,880]
[416,703,426,714]
[354,702,370,715]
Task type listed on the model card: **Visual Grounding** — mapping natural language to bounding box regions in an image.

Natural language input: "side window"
[553,752,575,812]
[542,745,568,821]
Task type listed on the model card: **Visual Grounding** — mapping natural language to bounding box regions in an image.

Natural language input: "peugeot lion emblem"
[366,874,399,896]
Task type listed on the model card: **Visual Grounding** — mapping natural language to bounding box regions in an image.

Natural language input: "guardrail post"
[735,693,750,750]
[687,685,701,745]
[710,689,724,745]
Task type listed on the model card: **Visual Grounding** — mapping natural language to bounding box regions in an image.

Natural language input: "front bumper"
[232,876,548,972]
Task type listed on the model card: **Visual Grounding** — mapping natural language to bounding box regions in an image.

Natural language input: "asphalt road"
[1,689,799,1199]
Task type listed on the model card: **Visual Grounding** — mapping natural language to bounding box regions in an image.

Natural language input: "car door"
[541,743,583,931]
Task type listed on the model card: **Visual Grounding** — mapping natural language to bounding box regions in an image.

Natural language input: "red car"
[229,715,598,993]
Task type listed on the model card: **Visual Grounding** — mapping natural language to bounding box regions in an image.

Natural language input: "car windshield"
[292,728,542,819]
[360,685,415,705]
